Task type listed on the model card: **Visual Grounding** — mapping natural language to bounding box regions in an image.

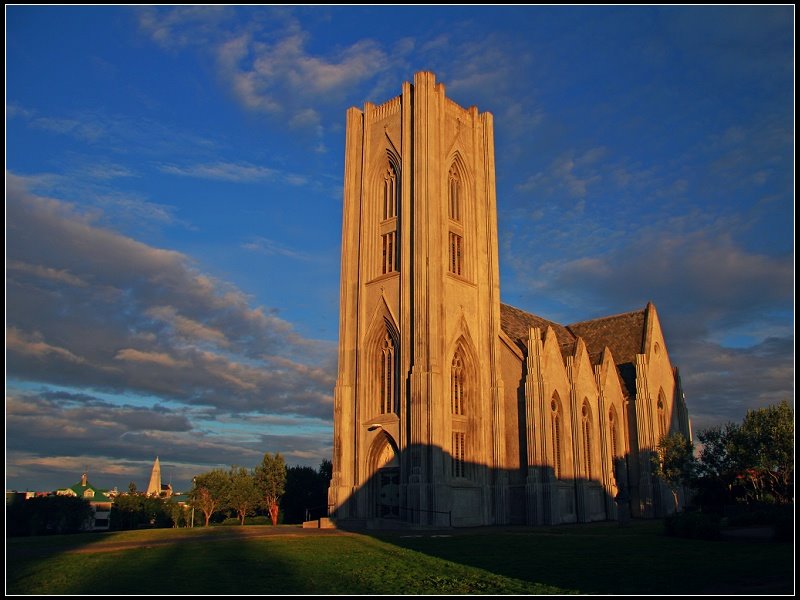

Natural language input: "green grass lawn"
[6,521,794,595]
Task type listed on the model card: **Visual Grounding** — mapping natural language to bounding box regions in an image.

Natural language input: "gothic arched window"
[451,343,471,479]
[551,396,563,480]
[448,165,461,222]
[380,333,396,414]
[581,401,593,480]
[379,164,399,276]
[448,232,463,276]
[451,354,464,416]
[657,392,667,440]
[383,167,397,221]
[609,406,620,459]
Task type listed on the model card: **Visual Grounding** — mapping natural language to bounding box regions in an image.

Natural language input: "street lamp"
[191,477,196,528]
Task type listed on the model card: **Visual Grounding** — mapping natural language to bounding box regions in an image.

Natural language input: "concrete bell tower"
[329,72,505,527]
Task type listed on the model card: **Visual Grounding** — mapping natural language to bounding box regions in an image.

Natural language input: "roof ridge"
[567,307,645,328]
[499,301,568,328]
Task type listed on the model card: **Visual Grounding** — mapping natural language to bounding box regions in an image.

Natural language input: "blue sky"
[6,6,794,493]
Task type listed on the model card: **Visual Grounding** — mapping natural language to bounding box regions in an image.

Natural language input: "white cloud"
[159,161,278,182]
[515,151,603,199]
[508,225,793,429]
[114,348,190,368]
[7,328,88,365]
[214,29,387,122]
[241,236,312,261]
[7,260,88,287]
[6,174,336,419]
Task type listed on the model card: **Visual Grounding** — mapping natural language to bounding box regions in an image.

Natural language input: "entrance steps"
[301,517,336,529]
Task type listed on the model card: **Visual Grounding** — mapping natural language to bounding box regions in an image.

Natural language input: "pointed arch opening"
[374,151,400,278]
[550,393,564,480]
[449,334,480,481]
[380,332,396,415]
[366,431,400,519]
[657,389,668,440]
[445,153,470,280]
[382,165,398,221]
[581,399,594,480]
[609,405,620,459]
[363,303,400,421]
[448,164,462,222]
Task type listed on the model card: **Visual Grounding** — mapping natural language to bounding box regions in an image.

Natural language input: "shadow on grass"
[369,520,795,595]
[6,526,571,594]
[6,522,794,594]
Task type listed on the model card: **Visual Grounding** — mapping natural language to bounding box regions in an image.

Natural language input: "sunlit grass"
[6,521,793,595]
[7,528,567,595]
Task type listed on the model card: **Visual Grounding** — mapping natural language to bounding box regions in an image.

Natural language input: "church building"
[328,71,692,528]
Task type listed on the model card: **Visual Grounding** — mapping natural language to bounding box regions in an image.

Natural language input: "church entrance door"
[377,467,400,518]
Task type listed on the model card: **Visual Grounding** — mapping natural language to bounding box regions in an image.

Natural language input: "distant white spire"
[145,456,161,497]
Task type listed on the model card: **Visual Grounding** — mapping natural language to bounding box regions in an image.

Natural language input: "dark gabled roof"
[500,303,576,358]
[566,310,646,366]
[567,309,647,398]
[499,302,648,399]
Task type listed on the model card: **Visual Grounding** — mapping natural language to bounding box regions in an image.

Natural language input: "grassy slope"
[6,522,794,595]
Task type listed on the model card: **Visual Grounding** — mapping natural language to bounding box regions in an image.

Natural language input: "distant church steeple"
[145,457,161,497]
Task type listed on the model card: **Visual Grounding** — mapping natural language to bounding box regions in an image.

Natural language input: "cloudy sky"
[6,6,793,493]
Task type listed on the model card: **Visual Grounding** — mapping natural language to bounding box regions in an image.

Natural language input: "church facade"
[328,72,692,528]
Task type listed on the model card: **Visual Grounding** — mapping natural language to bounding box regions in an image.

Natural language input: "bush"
[664,511,721,540]
[726,504,794,541]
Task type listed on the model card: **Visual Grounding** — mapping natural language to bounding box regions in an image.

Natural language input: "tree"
[692,423,741,510]
[728,400,794,504]
[167,499,188,528]
[191,469,230,527]
[319,459,333,483]
[7,495,94,536]
[652,432,696,512]
[111,493,173,530]
[255,452,286,526]
[280,460,333,524]
[227,466,261,525]
[128,481,138,495]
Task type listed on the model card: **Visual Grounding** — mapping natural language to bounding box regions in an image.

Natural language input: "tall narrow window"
[451,354,464,415]
[448,232,463,276]
[609,408,619,458]
[380,333,395,414]
[383,167,397,220]
[381,232,396,275]
[551,398,562,480]
[657,395,667,439]
[451,432,466,478]
[448,166,461,222]
[581,402,593,479]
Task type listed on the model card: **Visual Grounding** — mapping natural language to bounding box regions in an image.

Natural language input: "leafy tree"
[191,469,230,527]
[128,481,138,495]
[110,493,143,530]
[692,423,740,511]
[281,460,333,524]
[255,452,286,526]
[110,493,172,530]
[319,459,333,483]
[652,432,696,512]
[728,400,794,504]
[693,400,794,508]
[282,466,319,524]
[227,466,261,525]
[167,499,188,528]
